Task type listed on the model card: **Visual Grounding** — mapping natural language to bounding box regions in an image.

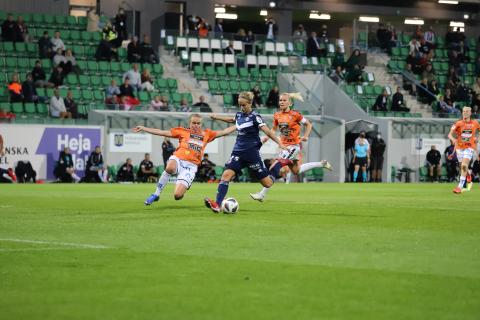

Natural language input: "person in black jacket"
[140,35,158,64]
[15,161,36,183]
[54,147,81,182]
[161,137,175,168]
[265,18,278,41]
[306,31,320,58]
[31,60,53,88]
[116,158,134,182]
[114,8,127,41]
[197,153,216,182]
[49,66,64,87]
[391,87,410,112]
[266,86,279,108]
[137,153,158,182]
[444,141,458,182]
[426,145,442,182]
[38,31,53,59]
[127,36,142,63]
[1,14,17,42]
[370,133,386,182]
[373,89,389,111]
[84,146,107,182]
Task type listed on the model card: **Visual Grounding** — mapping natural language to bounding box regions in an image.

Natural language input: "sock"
[362,171,367,182]
[102,170,108,182]
[216,180,229,205]
[2,173,12,181]
[269,162,282,179]
[97,171,104,182]
[258,175,275,197]
[154,171,171,196]
[458,176,466,189]
[353,171,358,182]
[298,162,324,174]
[285,171,292,184]
[72,173,81,182]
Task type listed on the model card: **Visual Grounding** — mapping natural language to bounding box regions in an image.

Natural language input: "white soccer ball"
[221,198,239,214]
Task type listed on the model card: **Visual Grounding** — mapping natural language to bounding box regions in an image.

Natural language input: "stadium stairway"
[158,47,223,112]
[366,52,433,118]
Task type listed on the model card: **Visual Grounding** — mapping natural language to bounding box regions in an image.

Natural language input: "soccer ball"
[221,198,239,214]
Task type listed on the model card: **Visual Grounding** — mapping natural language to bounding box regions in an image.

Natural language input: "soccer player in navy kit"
[204,92,286,213]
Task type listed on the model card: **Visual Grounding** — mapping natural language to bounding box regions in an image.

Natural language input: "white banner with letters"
[109,133,152,153]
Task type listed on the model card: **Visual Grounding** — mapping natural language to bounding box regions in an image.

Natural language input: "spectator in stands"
[266,86,279,108]
[114,7,128,42]
[214,19,224,38]
[408,38,421,58]
[8,73,23,103]
[386,25,398,54]
[455,82,471,103]
[475,57,480,77]
[54,147,81,182]
[53,48,68,73]
[192,95,211,112]
[64,49,79,75]
[265,18,278,41]
[426,145,442,182]
[22,73,46,104]
[140,69,154,92]
[16,16,28,42]
[223,41,235,55]
[51,31,65,52]
[198,19,210,38]
[252,85,263,108]
[319,24,328,44]
[391,87,410,112]
[234,28,246,42]
[445,72,459,93]
[370,133,386,182]
[123,63,141,90]
[87,8,100,32]
[64,90,80,119]
[105,79,121,109]
[419,38,433,60]
[31,60,52,88]
[422,64,436,84]
[444,141,458,182]
[345,49,362,72]
[244,30,255,54]
[137,153,158,182]
[116,158,134,182]
[428,79,440,102]
[127,36,142,63]
[417,78,431,104]
[149,95,167,111]
[306,31,320,58]
[377,23,388,51]
[38,31,53,59]
[470,93,480,114]
[449,50,463,76]
[329,66,345,85]
[50,89,71,118]
[161,95,171,111]
[372,89,388,112]
[424,26,435,46]
[49,65,64,87]
[140,35,158,64]
[346,64,363,84]
[179,98,192,112]
[162,137,175,168]
[119,78,140,110]
[437,94,457,115]
[84,146,107,183]
[1,14,17,42]
[403,63,416,95]
[331,46,345,70]
[95,39,118,61]
[406,52,421,74]
[293,24,307,43]
[198,153,216,182]
[473,77,480,94]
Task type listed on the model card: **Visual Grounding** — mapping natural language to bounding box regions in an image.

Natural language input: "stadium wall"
[0,0,69,15]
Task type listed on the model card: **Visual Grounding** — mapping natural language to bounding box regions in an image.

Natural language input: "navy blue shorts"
[225,150,269,180]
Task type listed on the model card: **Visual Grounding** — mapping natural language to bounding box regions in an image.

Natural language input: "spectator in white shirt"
[53,48,67,68]
[408,39,421,58]
[122,63,141,90]
[423,26,435,45]
[51,31,65,52]
[49,89,71,118]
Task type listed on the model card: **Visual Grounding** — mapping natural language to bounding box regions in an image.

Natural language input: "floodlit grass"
[1,183,479,319]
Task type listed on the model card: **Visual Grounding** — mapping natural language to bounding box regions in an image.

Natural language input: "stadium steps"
[159,47,222,113]
[366,53,432,118]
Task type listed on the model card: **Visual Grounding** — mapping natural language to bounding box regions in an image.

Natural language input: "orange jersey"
[273,110,305,145]
[170,127,217,165]
[451,119,480,150]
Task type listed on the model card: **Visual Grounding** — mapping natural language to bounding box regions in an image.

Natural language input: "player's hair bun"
[286,92,304,102]
[239,91,254,103]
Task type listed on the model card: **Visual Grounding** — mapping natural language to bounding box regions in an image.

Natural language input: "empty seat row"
[193,65,277,81]
[208,79,275,95]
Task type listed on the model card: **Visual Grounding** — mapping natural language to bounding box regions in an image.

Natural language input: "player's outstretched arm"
[261,126,277,144]
[132,126,173,137]
[447,128,457,146]
[210,114,235,123]
[301,119,313,142]
[260,125,286,150]
[215,125,237,138]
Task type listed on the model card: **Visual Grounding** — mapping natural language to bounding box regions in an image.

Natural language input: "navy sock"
[216,180,229,205]
[269,162,282,179]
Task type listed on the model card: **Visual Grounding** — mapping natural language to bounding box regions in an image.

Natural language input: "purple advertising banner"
[36,127,102,180]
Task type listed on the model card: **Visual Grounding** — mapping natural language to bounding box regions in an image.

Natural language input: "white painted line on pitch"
[0,247,88,252]
[0,238,110,249]
[0,205,13,208]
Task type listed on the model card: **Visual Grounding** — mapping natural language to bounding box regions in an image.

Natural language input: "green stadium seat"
[44,14,55,25]
[71,89,81,100]
[193,65,205,79]
[79,75,90,86]
[18,58,29,70]
[101,76,111,87]
[78,16,87,26]
[11,102,24,114]
[98,61,110,73]
[81,90,93,101]
[227,67,238,79]
[138,91,149,103]
[156,78,168,91]
[81,31,93,43]
[239,68,249,79]
[205,66,216,79]
[223,94,233,106]
[172,92,182,105]
[55,15,67,26]
[120,62,130,72]
[32,14,44,25]
[3,42,15,55]
[24,102,36,116]
[93,90,104,101]
[117,47,127,59]
[92,32,101,42]
[208,80,220,94]
[153,64,163,75]
[67,16,77,27]
[250,68,260,80]
[26,43,37,56]
[239,80,250,91]
[90,76,101,87]
[167,78,177,91]
[85,46,96,57]
[216,66,227,78]
[37,103,48,116]
[229,80,239,92]
[219,81,229,94]
[182,92,193,104]
[41,59,52,69]
[110,62,120,74]
[6,57,16,69]
[87,61,98,73]
[66,74,78,86]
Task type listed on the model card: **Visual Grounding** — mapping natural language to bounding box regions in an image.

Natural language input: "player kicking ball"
[250,92,333,202]
[447,106,480,194]
[132,113,236,205]
[204,92,287,213]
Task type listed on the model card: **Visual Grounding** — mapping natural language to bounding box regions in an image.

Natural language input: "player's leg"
[436,164,442,182]
[428,165,434,182]
[249,152,275,202]
[173,160,197,200]
[453,149,468,193]
[353,164,360,182]
[361,165,367,182]
[205,169,236,212]
[145,157,177,205]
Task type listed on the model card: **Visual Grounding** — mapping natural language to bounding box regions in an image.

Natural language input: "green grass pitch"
[1,183,479,319]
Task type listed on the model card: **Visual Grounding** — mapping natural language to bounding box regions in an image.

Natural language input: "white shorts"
[169,155,198,189]
[278,144,302,161]
[456,148,475,162]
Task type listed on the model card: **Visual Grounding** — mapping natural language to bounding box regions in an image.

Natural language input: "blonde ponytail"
[282,92,304,103]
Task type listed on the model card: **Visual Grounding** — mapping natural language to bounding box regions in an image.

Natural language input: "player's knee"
[165,166,176,175]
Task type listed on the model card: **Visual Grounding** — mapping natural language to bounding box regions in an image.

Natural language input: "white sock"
[458,176,466,189]
[259,187,269,197]
[71,173,81,182]
[286,172,292,184]
[299,161,324,174]
[155,171,171,196]
[2,173,12,181]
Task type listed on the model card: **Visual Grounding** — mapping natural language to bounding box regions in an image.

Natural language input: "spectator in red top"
[8,73,23,103]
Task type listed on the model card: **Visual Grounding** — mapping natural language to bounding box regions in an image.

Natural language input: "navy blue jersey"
[232,111,266,152]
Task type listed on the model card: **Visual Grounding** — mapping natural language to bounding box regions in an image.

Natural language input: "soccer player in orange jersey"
[133,113,236,205]
[250,92,332,202]
[447,106,480,194]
